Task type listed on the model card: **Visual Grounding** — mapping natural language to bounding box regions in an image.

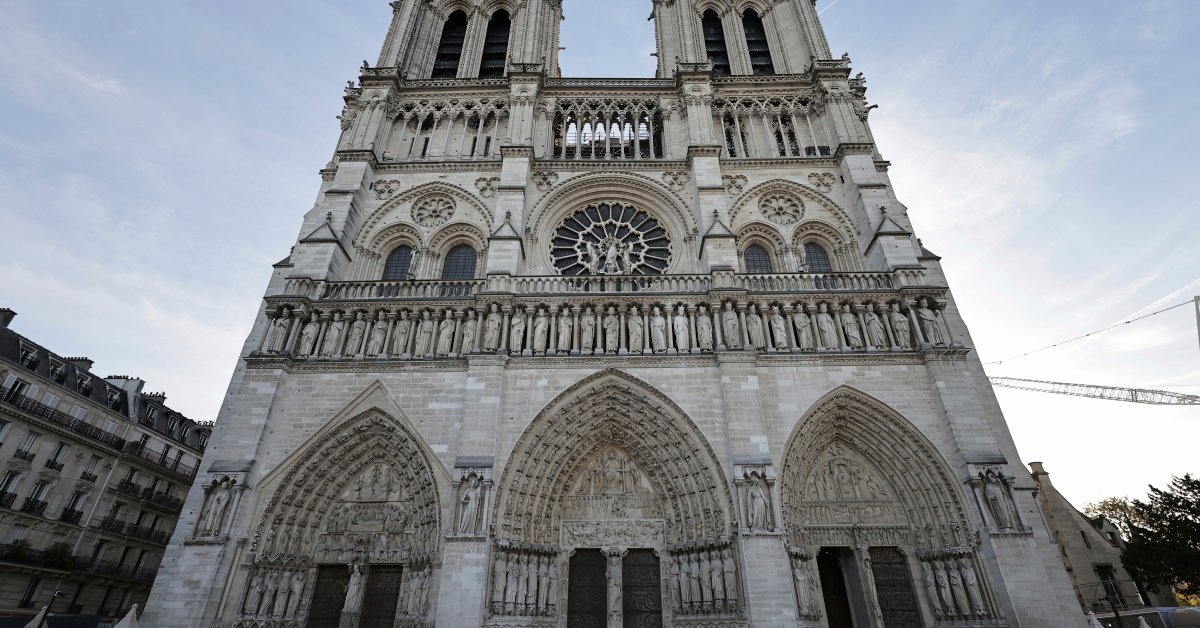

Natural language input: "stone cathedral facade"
[145,1,1086,627]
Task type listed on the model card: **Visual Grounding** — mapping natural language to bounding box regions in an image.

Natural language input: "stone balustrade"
[256,271,961,362]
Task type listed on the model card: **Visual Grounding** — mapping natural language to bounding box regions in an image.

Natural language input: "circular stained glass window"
[550,203,671,276]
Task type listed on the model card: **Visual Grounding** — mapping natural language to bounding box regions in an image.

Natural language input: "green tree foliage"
[1122,474,1200,598]
[1084,496,1142,538]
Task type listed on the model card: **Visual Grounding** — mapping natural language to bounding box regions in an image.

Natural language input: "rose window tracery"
[413,194,456,228]
[550,203,671,275]
[759,194,803,225]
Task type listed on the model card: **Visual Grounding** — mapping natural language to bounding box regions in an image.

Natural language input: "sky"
[0,1,1197,509]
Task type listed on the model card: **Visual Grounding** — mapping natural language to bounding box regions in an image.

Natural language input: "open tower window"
[742,10,775,75]
[702,11,731,76]
[432,10,468,79]
[479,10,511,78]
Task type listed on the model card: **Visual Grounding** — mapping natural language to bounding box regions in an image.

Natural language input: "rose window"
[413,195,456,228]
[759,194,803,225]
[550,203,671,276]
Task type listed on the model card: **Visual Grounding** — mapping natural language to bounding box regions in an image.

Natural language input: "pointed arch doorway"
[488,369,741,627]
[243,408,443,628]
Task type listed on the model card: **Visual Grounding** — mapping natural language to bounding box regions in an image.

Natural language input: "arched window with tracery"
[702,11,731,76]
[479,10,511,78]
[441,244,478,280]
[742,9,775,75]
[382,245,415,280]
[432,11,468,79]
[804,243,833,273]
[743,244,774,274]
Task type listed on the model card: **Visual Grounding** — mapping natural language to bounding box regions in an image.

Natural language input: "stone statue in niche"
[365,311,387,357]
[321,312,345,357]
[580,306,596,353]
[769,305,789,350]
[746,305,766,349]
[933,561,953,618]
[864,307,887,350]
[459,474,483,534]
[627,306,644,353]
[344,564,366,612]
[460,310,478,355]
[436,311,456,356]
[492,553,508,609]
[393,311,412,355]
[607,551,623,616]
[922,562,945,619]
[262,571,281,617]
[721,549,738,609]
[722,302,740,348]
[272,572,291,616]
[601,307,618,352]
[793,307,816,350]
[296,317,320,357]
[889,303,913,349]
[961,558,986,617]
[197,476,233,537]
[483,304,502,352]
[346,311,367,355]
[244,571,265,616]
[948,562,970,616]
[536,555,550,610]
[816,303,838,349]
[557,311,573,355]
[650,306,668,353]
[917,297,947,346]
[696,305,714,352]
[585,241,600,275]
[841,304,864,349]
[743,473,773,531]
[265,308,291,353]
[414,311,435,356]
[790,552,819,618]
[510,308,527,353]
[673,305,690,352]
[532,308,549,354]
[982,468,1017,530]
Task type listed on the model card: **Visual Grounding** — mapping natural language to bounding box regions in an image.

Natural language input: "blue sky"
[0,1,1196,508]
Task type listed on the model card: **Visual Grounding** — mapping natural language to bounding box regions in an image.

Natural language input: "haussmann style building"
[145,1,1088,627]
[0,309,211,622]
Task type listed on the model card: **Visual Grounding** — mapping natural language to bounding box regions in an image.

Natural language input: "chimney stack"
[0,308,15,328]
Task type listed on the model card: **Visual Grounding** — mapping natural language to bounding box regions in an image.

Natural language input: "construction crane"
[988,377,1200,406]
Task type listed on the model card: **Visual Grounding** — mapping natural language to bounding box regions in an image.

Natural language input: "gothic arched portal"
[493,369,733,545]
[779,387,1003,623]
[239,407,443,627]
[488,369,742,625]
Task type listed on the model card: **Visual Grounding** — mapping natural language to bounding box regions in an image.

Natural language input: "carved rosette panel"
[412,194,456,228]
[758,194,803,225]
[550,203,672,276]
[250,409,441,568]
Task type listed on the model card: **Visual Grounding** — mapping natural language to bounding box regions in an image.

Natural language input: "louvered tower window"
[744,245,774,274]
[742,10,775,75]
[441,245,478,280]
[804,243,833,273]
[479,10,511,78]
[432,11,468,79]
[702,11,731,76]
[383,246,414,280]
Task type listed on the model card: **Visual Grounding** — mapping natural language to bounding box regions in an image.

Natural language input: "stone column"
[501,307,512,354]
[855,305,872,352]
[605,548,626,628]
[548,307,558,354]
[383,312,397,359]
[254,312,275,355]
[282,312,303,356]
[905,299,930,349]
[618,307,628,355]
[687,305,699,353]
[712,304,725,350]
[571,307,581,356]
[452,310,466,358]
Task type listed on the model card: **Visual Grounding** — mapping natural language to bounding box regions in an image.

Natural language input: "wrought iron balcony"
[126,524,170,544]
[43,459,64,471]
[60,508,84,524]
[19,498,48,516]
[115,479,145,497]
[13,448,36,462]
[0,543,155,582]
[0,393,126,450]
[80,471,97,483]
[95,516,128,534]
[0,491,16,508]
